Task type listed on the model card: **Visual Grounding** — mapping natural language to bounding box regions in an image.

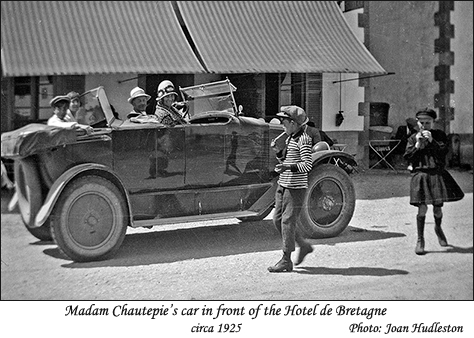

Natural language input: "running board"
[131,210,259,228]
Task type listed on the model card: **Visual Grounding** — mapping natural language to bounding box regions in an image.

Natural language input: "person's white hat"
[128,87,151,104]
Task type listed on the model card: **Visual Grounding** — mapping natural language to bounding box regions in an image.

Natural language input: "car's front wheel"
[50,175,128,262]
[298,164,355,238]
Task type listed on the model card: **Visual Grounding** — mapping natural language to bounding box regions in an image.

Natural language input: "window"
[11,75,85,130]
[38,76,54,120]
[14,77,33,120]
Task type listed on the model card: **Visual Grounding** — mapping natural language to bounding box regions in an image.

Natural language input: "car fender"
[34,163,132,228]
[312,150,357,166]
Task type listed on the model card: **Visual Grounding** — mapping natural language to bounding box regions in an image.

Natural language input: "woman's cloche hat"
[156,80,178,101]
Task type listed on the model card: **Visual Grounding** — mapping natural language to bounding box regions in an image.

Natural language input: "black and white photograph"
[1,1,472,336]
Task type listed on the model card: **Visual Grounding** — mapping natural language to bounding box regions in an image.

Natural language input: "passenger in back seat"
[47,95,93,134]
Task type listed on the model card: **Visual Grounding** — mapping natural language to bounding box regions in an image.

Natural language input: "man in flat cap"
[47,95,92,134]
[404,108,464,255]
[268,105,313,272]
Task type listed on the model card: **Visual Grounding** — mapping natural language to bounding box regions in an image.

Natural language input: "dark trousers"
[273,185,309,253]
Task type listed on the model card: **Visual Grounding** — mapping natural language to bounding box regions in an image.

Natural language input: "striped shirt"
[277,129,313,189]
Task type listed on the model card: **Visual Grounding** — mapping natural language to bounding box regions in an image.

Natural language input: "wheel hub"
[320,195,336,211]
[84,213,99,233]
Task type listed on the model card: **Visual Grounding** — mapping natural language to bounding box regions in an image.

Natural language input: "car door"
[184,123,226,187]
[112,124,186,219]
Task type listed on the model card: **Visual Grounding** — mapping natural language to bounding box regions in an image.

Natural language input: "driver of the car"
[154,80,188,126]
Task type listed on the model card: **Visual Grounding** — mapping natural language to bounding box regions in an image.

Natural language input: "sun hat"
[128,87,151,104]
[276,105,309,126]
[49,95,70,107]
[156,80,178,101]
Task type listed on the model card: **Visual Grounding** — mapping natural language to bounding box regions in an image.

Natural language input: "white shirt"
[47,114,78,128]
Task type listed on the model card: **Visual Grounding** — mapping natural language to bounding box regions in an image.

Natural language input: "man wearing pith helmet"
[126,86,162,124]
[154,80,187,126]
[268,105,314,272]
[127,86,151,119]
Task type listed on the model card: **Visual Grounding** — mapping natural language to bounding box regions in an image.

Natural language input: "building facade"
[351,1,473,167]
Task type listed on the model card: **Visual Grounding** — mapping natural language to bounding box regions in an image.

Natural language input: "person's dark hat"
[49,95,70,107]
[277,105,309,126]
[405,117,417,128]
[416,108,437,120]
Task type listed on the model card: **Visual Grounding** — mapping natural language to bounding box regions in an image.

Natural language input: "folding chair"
[369,139,401,172]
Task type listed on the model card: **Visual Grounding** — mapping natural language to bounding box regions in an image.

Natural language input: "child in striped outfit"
[268,106,313,273]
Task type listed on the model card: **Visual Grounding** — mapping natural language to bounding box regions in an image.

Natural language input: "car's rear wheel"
[14,158,52,241]
[50,175,128,262]
[298,164,355,238]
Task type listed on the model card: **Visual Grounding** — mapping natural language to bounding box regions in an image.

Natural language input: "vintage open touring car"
[1,79,357,262]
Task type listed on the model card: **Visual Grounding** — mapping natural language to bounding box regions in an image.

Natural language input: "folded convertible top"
[1,123,77,158]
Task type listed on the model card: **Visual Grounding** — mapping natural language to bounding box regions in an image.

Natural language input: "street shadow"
[293,266,409,276]
[425,245,473,254]
[446,246,473,254]
[45,221,406,268]
[30,240,55,246]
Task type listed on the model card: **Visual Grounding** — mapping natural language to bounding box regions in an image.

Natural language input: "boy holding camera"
[404,108,464,255]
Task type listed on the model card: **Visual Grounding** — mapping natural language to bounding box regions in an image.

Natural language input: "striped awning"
[177,1,386,74]
[0,1,206,76]
[1,1,386,77]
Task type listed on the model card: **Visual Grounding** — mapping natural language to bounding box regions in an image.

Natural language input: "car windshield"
[75,87,113,128]
[179,79,237,118]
